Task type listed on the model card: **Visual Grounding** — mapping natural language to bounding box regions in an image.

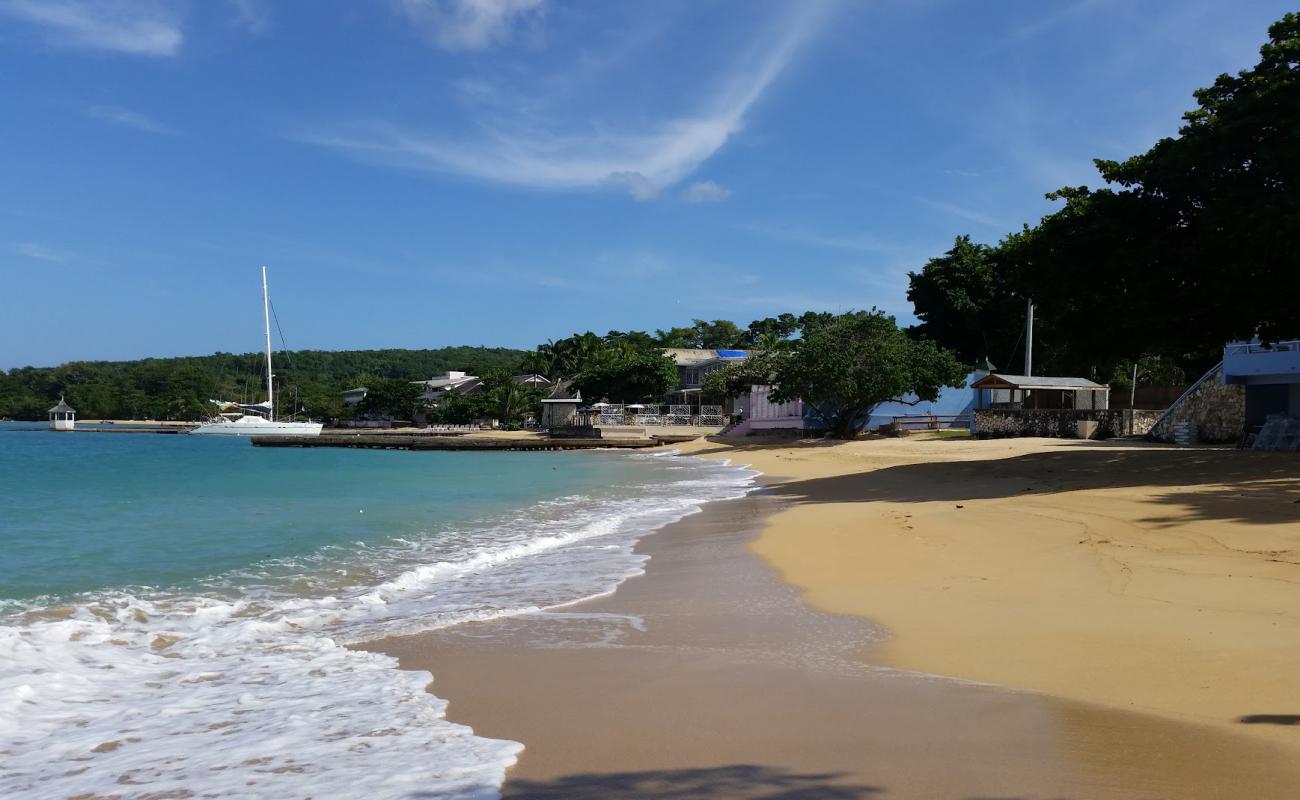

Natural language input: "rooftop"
[971,373,1108,391]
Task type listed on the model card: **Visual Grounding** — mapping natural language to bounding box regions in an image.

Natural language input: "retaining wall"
[1148,364,1245,444]
[973,408,1161,440]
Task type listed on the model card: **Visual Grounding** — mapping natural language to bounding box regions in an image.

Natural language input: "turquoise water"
[0,423,754,799]
[0,424,649,601]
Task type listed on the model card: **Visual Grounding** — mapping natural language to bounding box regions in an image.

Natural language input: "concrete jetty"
[251,434,663,451]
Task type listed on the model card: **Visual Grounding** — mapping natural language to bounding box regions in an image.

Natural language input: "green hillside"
[0,347,527,421]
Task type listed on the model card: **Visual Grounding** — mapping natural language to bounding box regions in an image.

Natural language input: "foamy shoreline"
[372,438,1300,799]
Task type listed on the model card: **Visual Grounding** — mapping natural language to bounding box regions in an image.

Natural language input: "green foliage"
[907,13,1300,378]
[357,378,423,420]
[700,354,779,402]
[573,348,678,403]
[0,346,526,421]
[907,235,1024,368]
[1108,355,1187,393]
[653,319,747,350]
[475,371,548,424]
[767,311,967,439]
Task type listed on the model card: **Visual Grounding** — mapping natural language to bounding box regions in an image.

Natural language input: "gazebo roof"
[970,373,1107,391]
[48,397,75,413]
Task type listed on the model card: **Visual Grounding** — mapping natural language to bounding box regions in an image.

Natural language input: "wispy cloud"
[681,180,732,203]
[990,0,1111,50]
[914,196,1009,231]
[942,168,982,178]
[296,2,836,198]
[739,222,905,255]
[85,104,177,135]
[17,242,64,262]
[228,0,269,35]
[397,0,544,52]
[1,0,183,56]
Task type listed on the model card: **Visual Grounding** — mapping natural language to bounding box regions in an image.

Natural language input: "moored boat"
[191,267,321,437]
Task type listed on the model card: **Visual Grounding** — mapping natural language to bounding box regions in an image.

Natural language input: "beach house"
[1222,338,1300,449]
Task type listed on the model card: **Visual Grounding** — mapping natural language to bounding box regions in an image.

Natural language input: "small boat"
[191,267,322,437]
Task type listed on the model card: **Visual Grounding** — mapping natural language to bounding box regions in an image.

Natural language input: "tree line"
[0,347,527,421]
[908,13,1300,390]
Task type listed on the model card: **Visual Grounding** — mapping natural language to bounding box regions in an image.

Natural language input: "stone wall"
[973,408,1160,440]
[1148,364,1245,444]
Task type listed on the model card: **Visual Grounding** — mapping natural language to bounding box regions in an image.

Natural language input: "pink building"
[730,385,804,435]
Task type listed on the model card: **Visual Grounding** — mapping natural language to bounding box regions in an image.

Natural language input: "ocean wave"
[0,452,755,799]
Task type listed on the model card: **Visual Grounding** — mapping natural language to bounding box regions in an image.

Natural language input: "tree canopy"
[907,13,1300,379]
[763,311,967,438]
[0,346,526,421]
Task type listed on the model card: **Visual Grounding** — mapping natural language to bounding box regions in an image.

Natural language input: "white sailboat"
[191,267,323,437]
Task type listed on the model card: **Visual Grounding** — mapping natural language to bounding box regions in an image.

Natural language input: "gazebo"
[971,373,1110,411]
[48,397,76,431]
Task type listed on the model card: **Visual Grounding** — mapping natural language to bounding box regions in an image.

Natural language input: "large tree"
[1006,13,1300,366]
[767,311,967,439]
[573,349,678,403]
[906,235,1025,368]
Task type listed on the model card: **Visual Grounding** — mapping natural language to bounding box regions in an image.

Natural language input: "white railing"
[598,404,627,426]
[1225,339,1300,355]
[666,404,692,425]
[699,405,724,426]
[633,405,662,426]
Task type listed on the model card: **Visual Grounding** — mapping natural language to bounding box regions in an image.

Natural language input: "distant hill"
[0,346,528,421]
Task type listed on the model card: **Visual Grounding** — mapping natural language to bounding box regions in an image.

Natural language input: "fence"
[597,404,626,426]
[633,405,662,426]
[666,404,692,425]
[892,413,971,431]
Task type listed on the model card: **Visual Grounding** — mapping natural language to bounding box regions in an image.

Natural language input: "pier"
[250,434,667,451]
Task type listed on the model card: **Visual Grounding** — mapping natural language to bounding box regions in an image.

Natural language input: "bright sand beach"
[368,434,1300,799]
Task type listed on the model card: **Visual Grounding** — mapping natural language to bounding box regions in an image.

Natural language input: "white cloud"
[397,0,544,52]
[17,242,64,262]
[739,222,905,255]
[1,0,183,56]
[297,2,836,198]
[914,196,1009,231]
[86,104,177,135]
[228,0,269,35]
[681,180,732,203]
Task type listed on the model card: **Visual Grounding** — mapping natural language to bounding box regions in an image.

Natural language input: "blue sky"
[0,0,1291,369]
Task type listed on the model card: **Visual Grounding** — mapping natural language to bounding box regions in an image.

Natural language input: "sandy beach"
[366,433,1300,798]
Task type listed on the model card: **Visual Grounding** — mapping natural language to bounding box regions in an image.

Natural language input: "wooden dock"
[250,434,663,451]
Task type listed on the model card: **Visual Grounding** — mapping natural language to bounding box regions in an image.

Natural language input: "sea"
[0,422,755,799]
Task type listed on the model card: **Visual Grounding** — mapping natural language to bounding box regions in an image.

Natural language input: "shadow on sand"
[1238,714,1300,725]
[735,446,1300,527]
[473,765,882,800]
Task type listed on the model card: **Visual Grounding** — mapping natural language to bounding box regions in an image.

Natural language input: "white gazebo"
[48,397,76,431]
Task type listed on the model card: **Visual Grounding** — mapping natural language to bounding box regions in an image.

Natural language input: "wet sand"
[365,482,1300,799]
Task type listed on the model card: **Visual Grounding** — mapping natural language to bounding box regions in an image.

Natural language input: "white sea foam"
[0,453,755,799]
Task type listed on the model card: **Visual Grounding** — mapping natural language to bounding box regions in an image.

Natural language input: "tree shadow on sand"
[477,765,882,800]
[760,448,1300,527]
[1238,714,1300,725]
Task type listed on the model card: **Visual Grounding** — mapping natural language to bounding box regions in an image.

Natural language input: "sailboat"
[190,267,323,437]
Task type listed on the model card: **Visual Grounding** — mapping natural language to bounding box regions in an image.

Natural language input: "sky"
[0,0,1292,369]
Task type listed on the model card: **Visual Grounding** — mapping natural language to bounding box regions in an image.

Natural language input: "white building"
[48,397,76,430]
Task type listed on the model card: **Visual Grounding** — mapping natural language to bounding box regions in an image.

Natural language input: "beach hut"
[541,385,583,430]
[48,397,76,431]
[971,374,1109,411]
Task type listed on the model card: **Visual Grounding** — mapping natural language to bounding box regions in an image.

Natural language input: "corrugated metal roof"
[972,373,1107,390]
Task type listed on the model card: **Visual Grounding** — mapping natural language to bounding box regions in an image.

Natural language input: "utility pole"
[1024,299,1034,377]
[1131,362,1138,409]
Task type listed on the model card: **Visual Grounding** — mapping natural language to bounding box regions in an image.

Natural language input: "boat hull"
[190,417,323,437]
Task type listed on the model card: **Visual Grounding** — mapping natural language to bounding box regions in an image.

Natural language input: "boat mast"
[262,266,274,422]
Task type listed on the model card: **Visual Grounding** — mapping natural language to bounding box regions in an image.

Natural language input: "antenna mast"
[262,266,274,421]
